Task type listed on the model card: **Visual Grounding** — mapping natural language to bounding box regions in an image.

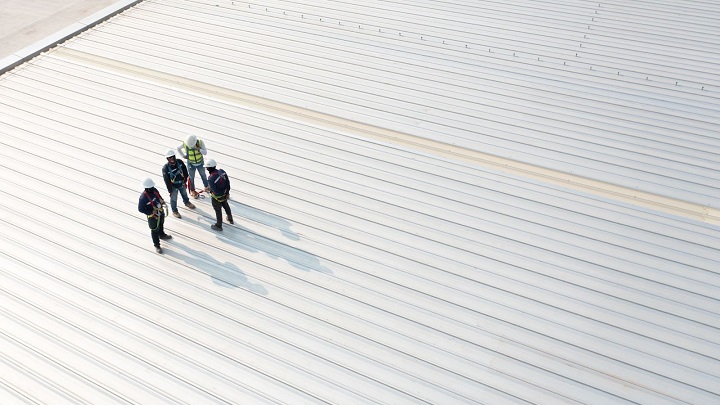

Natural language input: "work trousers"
[211,197,232,228]
[187,162,208,190]
[148,211,166,247]
[169,185,190,212]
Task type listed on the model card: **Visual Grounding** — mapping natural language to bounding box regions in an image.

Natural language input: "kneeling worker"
[204,158,233,231]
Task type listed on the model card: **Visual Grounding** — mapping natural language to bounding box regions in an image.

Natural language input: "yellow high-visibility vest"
[184,140,204,165]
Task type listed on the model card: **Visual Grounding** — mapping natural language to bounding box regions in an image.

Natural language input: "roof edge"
[0,0,144,76]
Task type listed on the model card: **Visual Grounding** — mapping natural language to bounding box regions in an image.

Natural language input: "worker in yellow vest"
[176,134,209,198]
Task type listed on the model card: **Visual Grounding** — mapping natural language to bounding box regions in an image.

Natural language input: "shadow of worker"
[218,224,333,275]
[164,239,267,295]
[233,202,300,242]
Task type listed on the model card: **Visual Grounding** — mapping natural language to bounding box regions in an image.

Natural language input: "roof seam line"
[53,47,720,227]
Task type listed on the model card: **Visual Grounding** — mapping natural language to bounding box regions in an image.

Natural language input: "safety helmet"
[142,178,155,188]
[165,149,176,158]
[203,158,217,168]
[185,134,197,147]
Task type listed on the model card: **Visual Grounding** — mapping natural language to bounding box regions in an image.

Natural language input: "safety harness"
[143,190,166,230]
[209,170,229,202]
[167,162,184,188]
[186,177,206,199]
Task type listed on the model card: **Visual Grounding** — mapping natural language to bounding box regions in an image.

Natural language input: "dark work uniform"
[162,159,192,213]
[138,187,168,247]
[207,168,233,229]
[162,159,189,192]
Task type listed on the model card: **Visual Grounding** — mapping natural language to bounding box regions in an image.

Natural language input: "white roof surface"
[1,0,719,404]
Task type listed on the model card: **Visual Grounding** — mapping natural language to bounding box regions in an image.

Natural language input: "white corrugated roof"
[1,0,719,404]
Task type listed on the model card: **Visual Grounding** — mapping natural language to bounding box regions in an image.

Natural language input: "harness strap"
[143,190,164,219]
[168,163,183,184]
[209,171,228,202]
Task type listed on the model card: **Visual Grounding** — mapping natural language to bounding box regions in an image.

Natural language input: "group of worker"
[138,135,233,254]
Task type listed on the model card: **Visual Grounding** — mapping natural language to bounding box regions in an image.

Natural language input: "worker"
[138,178,171,253]
[204,158,233,231]
[176,134,209,198]
[162,149,196,218]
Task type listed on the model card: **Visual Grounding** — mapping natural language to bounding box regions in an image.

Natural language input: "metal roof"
[1,0,719,404]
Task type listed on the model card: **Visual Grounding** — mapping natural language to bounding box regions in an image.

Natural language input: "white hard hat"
[142,178,155,188]
[165,149,176,158]
[203,158,216,168]
[185,134,197,146]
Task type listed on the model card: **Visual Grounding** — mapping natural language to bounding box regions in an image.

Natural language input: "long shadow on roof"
[232,202,300,242]
[188,202,333,275]
[218,225,334,276]
[163,238,268,294]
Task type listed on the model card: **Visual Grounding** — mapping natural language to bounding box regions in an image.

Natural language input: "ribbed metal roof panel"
[1,0,719,403]
[58,0,720,206]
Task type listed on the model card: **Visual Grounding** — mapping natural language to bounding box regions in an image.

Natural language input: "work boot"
[159,233,172,240]
[185,202,196,209]
[155,245,163,254]
[172,211,182,219]
[211,224,223,231]
[226,216,234,224]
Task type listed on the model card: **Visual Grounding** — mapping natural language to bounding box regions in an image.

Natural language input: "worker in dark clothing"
[162,149,195,219]
[204,158,233,231]
[138,178,171,253]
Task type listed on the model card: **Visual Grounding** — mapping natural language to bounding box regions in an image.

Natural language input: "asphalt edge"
[0,0,144,76]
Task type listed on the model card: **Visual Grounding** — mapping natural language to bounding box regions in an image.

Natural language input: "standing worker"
[204,158,233,231]
[176,134,209,198]
[138,178,172,253]
[162,149,196,218]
